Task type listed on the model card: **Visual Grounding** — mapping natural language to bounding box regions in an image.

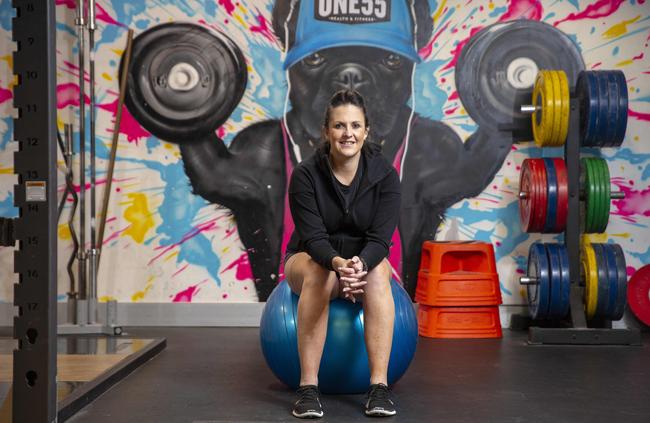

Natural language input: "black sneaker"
[292,385,324,419]
[365,383,396,417]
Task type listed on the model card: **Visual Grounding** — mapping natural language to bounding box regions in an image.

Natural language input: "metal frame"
[527,98,641,345]
[11,0,58,421]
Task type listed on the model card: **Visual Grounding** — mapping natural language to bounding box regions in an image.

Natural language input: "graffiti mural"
[0,0,648,304]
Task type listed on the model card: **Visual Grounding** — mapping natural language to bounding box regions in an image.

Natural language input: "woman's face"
[324,104,368,161]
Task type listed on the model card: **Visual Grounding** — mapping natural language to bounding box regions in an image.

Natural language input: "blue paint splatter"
[0,192,18,218]
[567,0,580,10]
[1,117,13,150]
[135,19,150,30]
[56,22,77,37]
[641,164,650,181]
[413,59,448,121]
[605,148,650,165]
[249,44,286,119]
[488,6,507,18]
[632,95,650,103]
[628,246,650,265]
[590,27,596,34]
[612,46,620,56]
[0,1,14,32]
[117,148,223,286]
[543,12,556,21]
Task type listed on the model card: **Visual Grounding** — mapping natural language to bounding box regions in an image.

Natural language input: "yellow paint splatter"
[99,296,117,302]
[234,13,247,27]
[602,16,640,39]
[611,232,631,239]
[121,193,155,243]
[0,167,13,174]
[164,143,174,150]
[588,233,608,243]
[504,177,510,184]
[102,72,113,81]
[164,251,179,262]
[0,54,12,69]
[633,136,639,141]
[222,246,230,254]
[615,58,634,67]
[237,3,248,14]
[132,276,155,302]
[58,224,71,240]
[488,2,495,10]
[111,48,125,56]
[432,0,447,26]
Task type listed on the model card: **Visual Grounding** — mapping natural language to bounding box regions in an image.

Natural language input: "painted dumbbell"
[518,157,624,233]
[519,241,628,321]
[123,23,247,141]
[520,70,628,147]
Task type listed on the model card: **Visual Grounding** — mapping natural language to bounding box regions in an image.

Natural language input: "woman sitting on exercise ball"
[284,89,401,418]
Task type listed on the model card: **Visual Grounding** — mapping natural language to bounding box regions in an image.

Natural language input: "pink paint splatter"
[222,293,229,299]
[55,0,76,8]
[219,0,236,15]
[627,266,636,277]
[611,178,650,223]
[57,83,90,108]
[628,108,650,122]
[498,0,543,21]
[554,0,625,27]
[250,13,277,44]
[448,91,459,100]
[217,126,227,139]
[149,218,222,264]
[220,252,254,281]
[441,26,484,72]
[172,263,190,277]
[96,3,127,28]
[0,87,12,105]
[98,98,151,143]
[172,282,205,303]
[445,106,459,115]
[591,62,603,69]
[419,21,451,60]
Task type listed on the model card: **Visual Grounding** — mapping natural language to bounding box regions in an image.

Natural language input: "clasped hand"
[336,256,367,303]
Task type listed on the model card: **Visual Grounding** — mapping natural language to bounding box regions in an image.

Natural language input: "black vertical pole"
[12,0,58,422]
[565,98,586,328]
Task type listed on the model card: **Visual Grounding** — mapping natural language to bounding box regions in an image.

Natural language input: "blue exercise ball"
[260,279,418,394]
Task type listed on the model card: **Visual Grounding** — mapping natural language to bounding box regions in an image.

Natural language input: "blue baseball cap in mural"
[284,0,420,69]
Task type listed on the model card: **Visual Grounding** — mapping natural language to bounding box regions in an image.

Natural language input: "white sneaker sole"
[365,408,397,417]
[292,409,324,419]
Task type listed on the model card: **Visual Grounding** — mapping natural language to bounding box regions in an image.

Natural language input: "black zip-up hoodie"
[286,142,401,272]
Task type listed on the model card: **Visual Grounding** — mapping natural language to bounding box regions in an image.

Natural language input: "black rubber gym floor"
[63,327,650,423]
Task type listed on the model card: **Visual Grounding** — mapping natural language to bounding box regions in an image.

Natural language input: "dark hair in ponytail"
[323,89,370,129]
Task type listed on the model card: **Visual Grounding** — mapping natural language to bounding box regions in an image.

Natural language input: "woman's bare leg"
[285,253,339,386]
[361,259,394,385]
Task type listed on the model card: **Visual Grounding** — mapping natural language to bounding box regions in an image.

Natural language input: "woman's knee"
[287,255,337,297]
[364,259,392,295]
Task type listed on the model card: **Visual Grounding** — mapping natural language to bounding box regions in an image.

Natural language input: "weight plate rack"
[11,0,58,421]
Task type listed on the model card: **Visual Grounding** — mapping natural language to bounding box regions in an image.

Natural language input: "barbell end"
[610,191,625,199]
[519,276,539,285]
[518,191,529,199]
[520,105,538,114]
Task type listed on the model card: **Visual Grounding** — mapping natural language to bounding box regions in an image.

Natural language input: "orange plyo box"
[415,241,502,306]
[418,305,502,339]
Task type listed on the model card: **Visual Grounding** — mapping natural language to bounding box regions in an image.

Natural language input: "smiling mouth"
[339,140,355,145]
